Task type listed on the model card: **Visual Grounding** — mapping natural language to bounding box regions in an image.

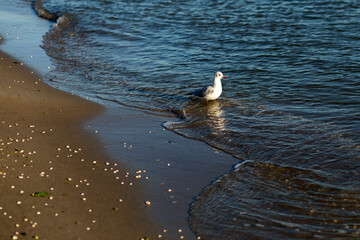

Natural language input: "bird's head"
[215,72,226,80]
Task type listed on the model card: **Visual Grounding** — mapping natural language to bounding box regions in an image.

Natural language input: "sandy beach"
[0,50,158,239]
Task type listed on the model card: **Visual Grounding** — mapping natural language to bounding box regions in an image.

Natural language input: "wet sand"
[89,107,238,240]
[0,51,158,239]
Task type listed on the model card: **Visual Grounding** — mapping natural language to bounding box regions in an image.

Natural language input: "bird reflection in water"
[164,99,228,138]
[203,100,226,132]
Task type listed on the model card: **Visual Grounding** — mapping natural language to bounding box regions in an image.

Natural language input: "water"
[0,0,53,72]
[24,0,360,238]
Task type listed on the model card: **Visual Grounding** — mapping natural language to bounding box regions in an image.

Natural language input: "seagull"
[193,72,226,103]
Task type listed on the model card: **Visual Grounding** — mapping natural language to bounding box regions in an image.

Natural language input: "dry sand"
[0,51,159,239]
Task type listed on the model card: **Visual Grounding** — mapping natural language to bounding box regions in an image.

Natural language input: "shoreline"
[0,51,158,239]
[0,1,54,75]
[0,1,240,239]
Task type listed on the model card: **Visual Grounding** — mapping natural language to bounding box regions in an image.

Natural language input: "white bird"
[193,72,226,103]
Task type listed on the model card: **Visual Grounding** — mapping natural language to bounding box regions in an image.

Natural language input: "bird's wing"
[193,86,210,97]
[203,86,214,96]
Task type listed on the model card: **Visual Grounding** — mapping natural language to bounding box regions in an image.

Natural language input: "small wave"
[189,161,360,239]
[32,0,59,22]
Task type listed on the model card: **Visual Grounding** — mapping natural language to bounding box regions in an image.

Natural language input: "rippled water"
[190,161,360,239]
[34,0,360,238]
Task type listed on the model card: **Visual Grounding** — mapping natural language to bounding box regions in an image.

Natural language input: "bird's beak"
[222,76,226,78]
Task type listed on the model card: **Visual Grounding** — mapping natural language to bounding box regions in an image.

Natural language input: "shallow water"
[0,0,53,72]
[19,0,360,238]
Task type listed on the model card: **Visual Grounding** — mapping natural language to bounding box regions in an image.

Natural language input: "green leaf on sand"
[31,191,50,197]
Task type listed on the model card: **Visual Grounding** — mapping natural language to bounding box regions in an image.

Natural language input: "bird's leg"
[205,99,209,105]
